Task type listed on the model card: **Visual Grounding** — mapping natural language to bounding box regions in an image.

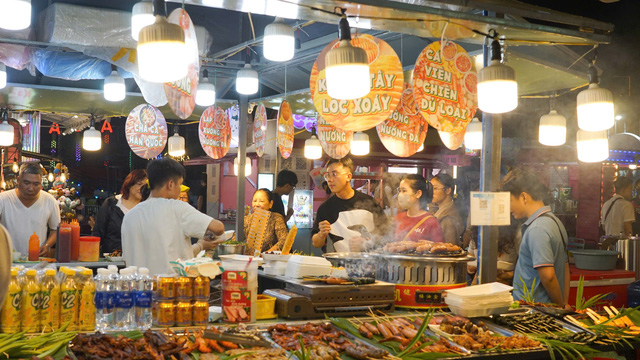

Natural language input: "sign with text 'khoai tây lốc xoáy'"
[277,100,294,159]
[125,104,168,159]
[199,106,231,159]
[413,40,477,135]
[163,8,198,120]
[253,103,267,157]
[310,34,404,132]
[317,115,353,159]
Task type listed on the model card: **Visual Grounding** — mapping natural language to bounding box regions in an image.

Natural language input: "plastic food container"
[77,236,100,262]
[256,294,277,320]
[445,282,513,303]
[571,249,619,271]
[446,301,513,317]
[285,255,332,278]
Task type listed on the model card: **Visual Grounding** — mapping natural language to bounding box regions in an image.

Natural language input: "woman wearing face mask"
[430,173,464,246]
[243,188,289,253]
[395,174,444,243]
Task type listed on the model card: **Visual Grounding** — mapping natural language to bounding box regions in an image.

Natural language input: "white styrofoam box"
[285,255,332,278]
[444,292,513,309]
[447,301,513,318]
[263,261,287,276]
[445,282,513,302]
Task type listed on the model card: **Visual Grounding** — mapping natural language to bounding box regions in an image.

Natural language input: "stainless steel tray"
[486,308,590,336]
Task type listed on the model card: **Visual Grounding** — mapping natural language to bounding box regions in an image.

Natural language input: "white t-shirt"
[601,194,636,236]
[0,190,61,255]
[121,197,213,275]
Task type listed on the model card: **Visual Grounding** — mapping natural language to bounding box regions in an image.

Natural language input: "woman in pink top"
[394,174,444,243]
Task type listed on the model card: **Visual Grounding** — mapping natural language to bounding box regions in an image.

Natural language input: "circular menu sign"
[163,9,199,119]
[438,129,465,150]
[254,103,267,157]
[310,34,404,132]
[317,115,353,159]
[413,40,477,134]
[125,104,168,159]
[199,106,231,159]
[277,100,294,159]
[376,84,428,157]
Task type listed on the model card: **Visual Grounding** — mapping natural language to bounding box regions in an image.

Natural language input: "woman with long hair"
[394,174,444,243]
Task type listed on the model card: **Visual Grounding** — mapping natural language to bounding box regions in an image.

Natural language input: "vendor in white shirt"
[121,158,225,275]
[0,162,61,257]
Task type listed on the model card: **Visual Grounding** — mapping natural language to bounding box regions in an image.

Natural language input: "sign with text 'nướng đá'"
[199,106,231,159]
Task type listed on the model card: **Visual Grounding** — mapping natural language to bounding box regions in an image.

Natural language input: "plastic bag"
[33,49,112,80]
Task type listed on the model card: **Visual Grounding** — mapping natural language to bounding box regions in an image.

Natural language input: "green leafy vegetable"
[575,275,611,311]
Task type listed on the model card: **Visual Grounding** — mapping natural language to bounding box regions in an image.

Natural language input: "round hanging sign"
[277,100,294,159]
[438,129,465,150]
[199,106,231,159]
[413,40,477,134]
[309,34,404,132]
[317,115,353,159]
[376,83,428,157]
[163,9,199,119]
[125,104,168,159]
[253,103,267,157]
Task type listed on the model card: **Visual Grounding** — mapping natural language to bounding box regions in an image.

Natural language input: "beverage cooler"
[568,265,635,309]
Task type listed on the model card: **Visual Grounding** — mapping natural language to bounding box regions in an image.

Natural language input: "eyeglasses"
[323,171,347,180]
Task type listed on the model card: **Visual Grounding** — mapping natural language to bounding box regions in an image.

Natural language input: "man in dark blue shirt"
[271,170,298,223]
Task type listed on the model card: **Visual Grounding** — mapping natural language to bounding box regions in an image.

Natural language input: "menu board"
[277,100,294,159]
[310,34,404,132]
[376,83,428,157]
[253,103,267,157]
[281,190,313,228]
[163,9,198,119]
[199,106,231,159]
[317,115,353,159]
[413,40,477,134]
[125,104,168,159]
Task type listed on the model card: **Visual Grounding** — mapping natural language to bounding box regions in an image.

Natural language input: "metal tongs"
[203,330,272,348]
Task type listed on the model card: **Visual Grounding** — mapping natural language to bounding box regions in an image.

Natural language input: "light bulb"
[60,173,66,182]
[464,118,482,150]
[82,126,102,151]
[12,163,18,173]
[0,0,31,30]
[629,164,637,170]
[0,122,13,146]
[477,40,517,114]
[48,173,54,182]
[131,1,154,41]
[0,63,6,90]
[195,81,216,106]
[538,110,566,146]
[233,157,252,176]
[137,15,188,83]
[263,17,294,62]
[577,84,614,131]
[351,131,370,156]
[576,129,608,163]
[418,143,424,152]
[236,64,259,95]
[168,133,186,157]
[104,70,126,102]
[304,135,322,159]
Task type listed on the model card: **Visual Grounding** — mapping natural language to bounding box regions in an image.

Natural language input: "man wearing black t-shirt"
[271,170,298,223]
[311,157,389,253]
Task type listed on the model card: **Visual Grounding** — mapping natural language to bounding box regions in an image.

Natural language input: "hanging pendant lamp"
[576,129,608,163]
[324,13,370,100]
[0,0,31,30]
[477,38,517,114]
[236,62,259,95]
[104,70,126,102]
[538,110,566,146]
[263,17,294,62]
[196,68,216,106]
[351,131,370,156]
[234,156,252,176]
[131,1,154,41]
[304,126,322,159]
[168,128,185,157]
[464,117,483,150]
[577,64,614,131]
[82,117,101,151]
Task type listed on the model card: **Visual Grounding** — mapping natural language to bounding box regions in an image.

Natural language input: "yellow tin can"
[192,301,209,326]
[193,276,210,300]
[156,276,175,300]
[175,277,193,300]
[155,301,175,327]
[175,301,192,326]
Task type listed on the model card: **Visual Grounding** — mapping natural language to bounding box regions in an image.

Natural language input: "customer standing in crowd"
[430,173,464,246]
[0,163,60,257]
[121,158,225,275]
[92,169,147,255]
[394,174,444,243]
[197,176,207,214]
[601,177,635,237]
[243,189,289,253]
[500,167,569,307]
[271,170,298,223]
[312,157,388,252]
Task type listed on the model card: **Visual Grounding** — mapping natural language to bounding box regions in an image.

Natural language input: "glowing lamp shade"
[104,71,126,102]
[351,131,370,156]
[576,129,608,163]
[236,64,259,95]
[137,15,188,83]
[0,123,13,146]
[131,1,154,41]
[48,173,54,182]
[464,117,483,150]
[195,81,216,106]
[82,126,101,151]
[418,143,424,152]
[477,59,517,113]
[577,83,614,131]
[304,135,322,159]
[630,164,637,170]
[325,40,370,100]
[168,133,185,156]
[538,110,566,146]
[233,156,252,176]
[0,0,31,30]
[0,63,6,90]
[263,17,294,62]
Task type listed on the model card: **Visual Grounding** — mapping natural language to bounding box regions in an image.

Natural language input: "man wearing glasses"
[312,157,388,252]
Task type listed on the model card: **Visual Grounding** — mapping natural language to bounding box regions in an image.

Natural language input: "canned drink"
[175,301,192,326]
[156,276,175,300]
[175,277,193,300]
[193,276,210,300]
[192,301,209,325]
[155,301,175,327]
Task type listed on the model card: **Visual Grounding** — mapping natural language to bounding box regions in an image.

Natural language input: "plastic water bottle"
[104,267,118,330]
[135,267,153,330]
[115,268,135,330]
[94,268,108,332]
